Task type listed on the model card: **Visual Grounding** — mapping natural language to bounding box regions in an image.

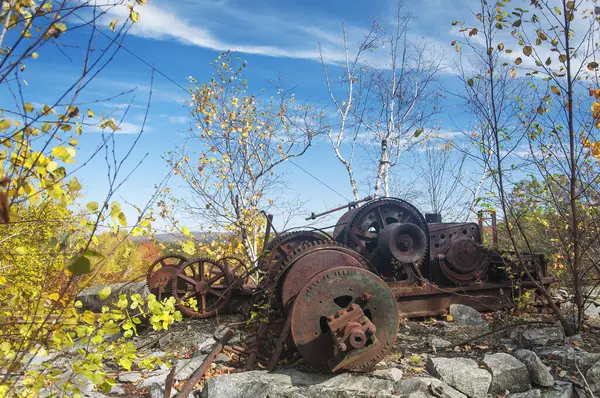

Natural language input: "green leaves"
[182,239,195,255]
[67,250,102,276]
[24,103,34,113]
[0,119,11,132]
[98,287,112,300]
[109,19,118,32]
[414,127,424,137]
[87,202,99,212]
[67,255,91,276]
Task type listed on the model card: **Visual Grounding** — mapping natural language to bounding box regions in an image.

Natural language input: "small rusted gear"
[146,254,188,300]
[171,257,233,318]
[260,230,332,281]
[339,197,430,273]
[272,241,374,311]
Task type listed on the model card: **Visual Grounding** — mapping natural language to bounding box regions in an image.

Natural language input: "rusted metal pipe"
[478,210,484,244]
[174,329,234,398]
[244,323,267,371]
[267,315,291,371]
[491,210,498,248]
[261,212,274,253]
[305,196,373,220]
[164,367,175,398]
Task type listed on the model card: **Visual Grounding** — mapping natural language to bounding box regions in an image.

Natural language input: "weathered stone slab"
[426,357,492,398]
[513,350,553,388]
[483,353,531,394]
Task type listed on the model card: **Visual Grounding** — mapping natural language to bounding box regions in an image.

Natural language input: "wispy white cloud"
[161,114,189,124]
[107,3,347,64]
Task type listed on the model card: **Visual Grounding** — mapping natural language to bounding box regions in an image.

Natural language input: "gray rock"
[110,384,125,394]
[137,371,170,389]
[539,348,600,372]
[513,350,554,388]
[158,334,172,349]
[371,368,403,382]
[214,325,241,344]
[118,371,143,383]
[521,328,564,348]
[196,336,217,354]
[200,368,396,398]
[509,390,542,398]
[483,353,531,394]
[429,337,452,350]
[395,377,467,398]
[213,353,230,364]
[448,304,488,326]
[175,356,208,381]
[426,357,492,398]
[83,393,108,398]
[149,384,165,398]
[541,382,573,398]
[587,360,600,392]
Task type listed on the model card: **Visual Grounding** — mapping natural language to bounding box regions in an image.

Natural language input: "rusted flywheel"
[338,198,430,276]
[289,266,399,372]
[274,241,372,312]
[146,254,188,300]
[171,257,233,318]
[261,230,332,282]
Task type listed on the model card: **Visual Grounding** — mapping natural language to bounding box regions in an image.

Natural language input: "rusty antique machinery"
[145,196,552,373]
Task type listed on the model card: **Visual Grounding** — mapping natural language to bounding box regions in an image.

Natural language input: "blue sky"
[6,0,491,231]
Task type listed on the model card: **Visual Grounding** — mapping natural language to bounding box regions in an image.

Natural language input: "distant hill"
[131,232,224,244]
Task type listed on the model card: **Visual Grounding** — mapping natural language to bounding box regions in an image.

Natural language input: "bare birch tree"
[321,1,442,199]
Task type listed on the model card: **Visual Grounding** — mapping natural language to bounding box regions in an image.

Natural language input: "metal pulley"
[289,266,399,372]
[378,222,427,264]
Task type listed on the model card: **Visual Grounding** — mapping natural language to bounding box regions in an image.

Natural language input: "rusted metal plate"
[390,278,555,317]
[290,266,398,372]
[279,243,369,312]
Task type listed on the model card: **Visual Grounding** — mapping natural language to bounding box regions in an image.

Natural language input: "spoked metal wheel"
[146,254,188,300]
[218,256,250,287]
[172,257,233,318]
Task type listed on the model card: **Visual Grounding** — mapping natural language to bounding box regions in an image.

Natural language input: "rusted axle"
[305,196,373,221]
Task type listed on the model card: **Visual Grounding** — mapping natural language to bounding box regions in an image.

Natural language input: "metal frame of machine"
[145,196,553,372]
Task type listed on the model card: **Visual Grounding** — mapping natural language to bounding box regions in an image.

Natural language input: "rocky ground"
[30,286,600,398]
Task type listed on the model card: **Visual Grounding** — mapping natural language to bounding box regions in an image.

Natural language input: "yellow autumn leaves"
[587,89,600,158]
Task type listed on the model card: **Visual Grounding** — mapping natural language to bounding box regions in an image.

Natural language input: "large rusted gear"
[261,230,332,282]
[290,266,399,372]
[338,198,430,274]
[146,254,188,300]
[274,241,372,312]
[171,257,233,318]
